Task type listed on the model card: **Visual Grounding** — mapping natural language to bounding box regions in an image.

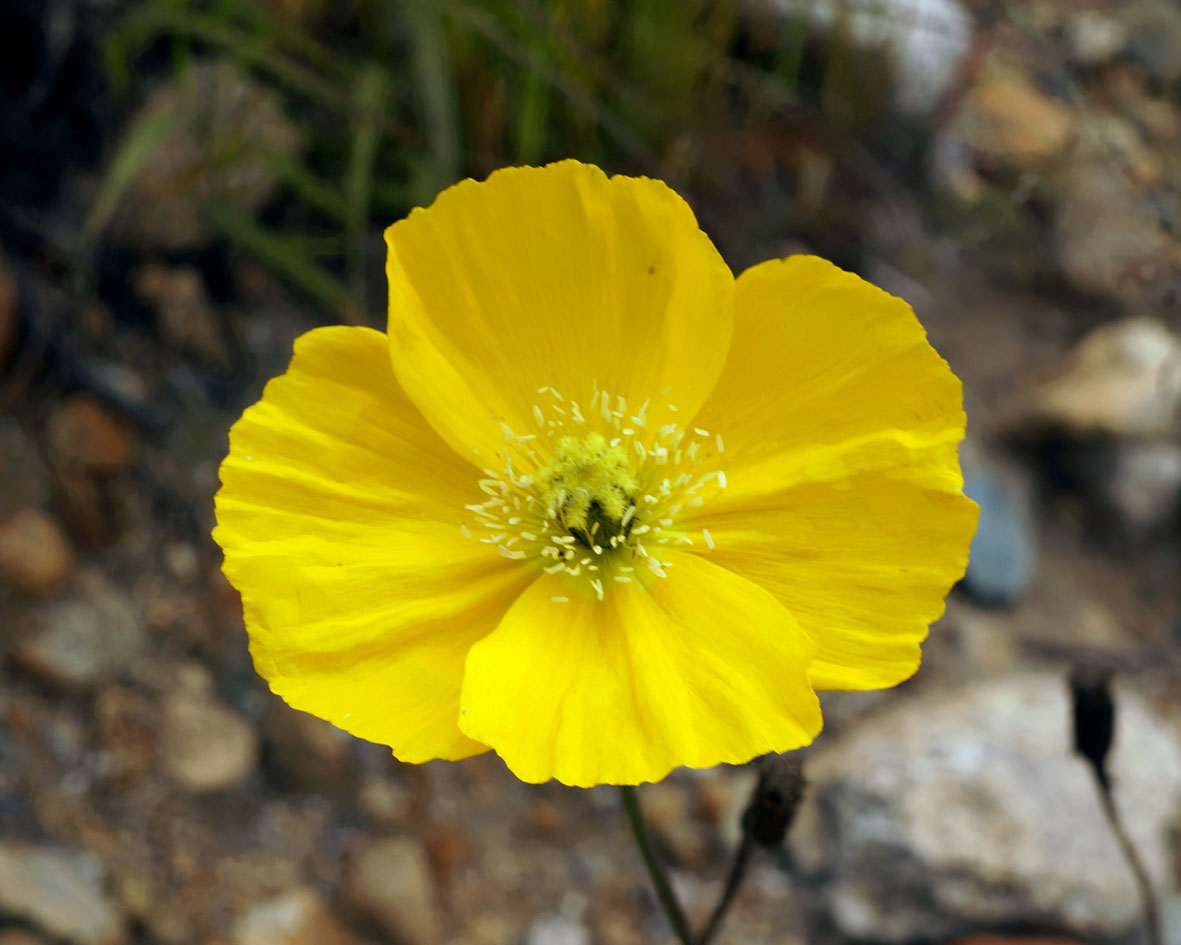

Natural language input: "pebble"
[0,842,127,945]
[790,673,1181,941]
[1029,317,1181,437]
[46,397,132,475]
[642,781,708,868]
[108,61,303,251]
[159,688,259,792]
[961,463,1037,608]
[344,837,441,945]
[233,888,364,945]
[13,573,146,689]
[0,507,74,597]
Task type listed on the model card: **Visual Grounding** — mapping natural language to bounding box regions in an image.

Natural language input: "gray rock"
[0,843,127,945]
[961,464,1036,607]
[1105,439,1181,532]
[13,572,146,689]
[790,674,1181,942]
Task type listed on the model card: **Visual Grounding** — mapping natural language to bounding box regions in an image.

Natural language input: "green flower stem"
[619,784,694,945]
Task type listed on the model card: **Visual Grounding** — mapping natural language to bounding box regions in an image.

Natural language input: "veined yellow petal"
[458,552,821,787]
[689,257,978,691]
[214,326,533,762]
[385,160,734,464]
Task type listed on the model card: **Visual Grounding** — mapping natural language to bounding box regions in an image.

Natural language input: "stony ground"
[1,1,1180,944]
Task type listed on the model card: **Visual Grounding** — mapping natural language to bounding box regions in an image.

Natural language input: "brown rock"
[13,574,147,690]
[947,65,1073,168]
[46,398,132,475]
[159,687,259,792]
[1029,317,1181,437]
[0,420,52,517]
[0,507,74,596]
[0,843,127,945]
[345,837,441,945]
[233,888,364,945]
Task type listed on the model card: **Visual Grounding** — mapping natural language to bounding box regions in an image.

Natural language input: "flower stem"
[618,784,694,945]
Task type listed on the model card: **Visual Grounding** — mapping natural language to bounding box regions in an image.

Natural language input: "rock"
[949,938,1087,945]
[1105,439,1181,531]
[1119,0,1181,86]
[1028,317,1181,437]
[46,398,132,475]
[159,682,259,792]
[108,61,303,251]
[13,573,147,689]
[0,842,127,945]
[960,462,1036,608]
[525,915,591,945]
[941,65,1073,170]
[1052,162,1180,306]
[345,837,441,945]
[763,0,973,117]
[790,674,1181,941]
[233,888,363,945]
[0,507,74,596]
[133,264,230,367]
[1065,11,1128,66]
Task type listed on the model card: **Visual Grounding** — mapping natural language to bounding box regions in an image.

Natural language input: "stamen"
[464,383,727,601]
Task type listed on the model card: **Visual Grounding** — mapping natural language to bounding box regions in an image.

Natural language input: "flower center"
[464,385,725,601]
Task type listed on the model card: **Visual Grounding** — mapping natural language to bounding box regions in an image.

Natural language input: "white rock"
[790,674,1181,941]
[763,0,973,116]
[233,888,363,945]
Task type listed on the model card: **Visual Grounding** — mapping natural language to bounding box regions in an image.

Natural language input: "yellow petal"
[385,160,734,463]
[458,552,821,786]
[214,326,532,762]
[690,257,978,691]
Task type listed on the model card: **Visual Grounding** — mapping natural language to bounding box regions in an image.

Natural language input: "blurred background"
[0,0,1179,943]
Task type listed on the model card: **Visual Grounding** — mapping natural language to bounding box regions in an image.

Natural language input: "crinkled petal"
[214,326,532,761]
[458,552,821,786]
[385,160,734,463]
[689,257,978,691]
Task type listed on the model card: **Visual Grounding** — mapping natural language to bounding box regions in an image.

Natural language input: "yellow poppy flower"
[214,160,977,787]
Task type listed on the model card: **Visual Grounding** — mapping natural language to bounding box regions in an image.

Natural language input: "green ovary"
[537,433,637,547]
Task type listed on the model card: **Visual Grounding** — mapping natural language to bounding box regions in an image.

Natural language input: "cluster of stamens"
[462,384,726,601]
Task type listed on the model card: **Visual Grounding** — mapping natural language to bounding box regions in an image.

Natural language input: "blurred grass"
[97,0,813,318]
